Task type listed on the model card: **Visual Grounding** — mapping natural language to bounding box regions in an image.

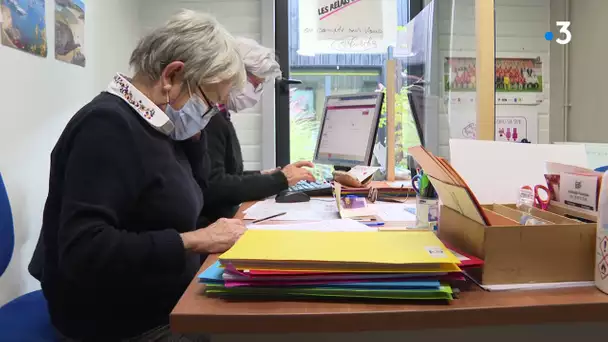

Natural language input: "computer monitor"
[407,86,425,145]
[313,93,384,170]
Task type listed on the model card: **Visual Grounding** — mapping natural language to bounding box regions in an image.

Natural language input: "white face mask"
[164,85,218,140]
[227,82,263,112]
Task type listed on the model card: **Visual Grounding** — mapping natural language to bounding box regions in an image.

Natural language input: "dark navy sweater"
[200,111,287,225]
[32,92,206,341]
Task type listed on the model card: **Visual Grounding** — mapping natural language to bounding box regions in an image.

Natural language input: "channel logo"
[545,21,572,45]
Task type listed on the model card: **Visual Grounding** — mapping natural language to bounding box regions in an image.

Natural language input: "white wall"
[139,0,274,171]
[436,0,551,157]
[564,0,608,143]
[0,0,139,306]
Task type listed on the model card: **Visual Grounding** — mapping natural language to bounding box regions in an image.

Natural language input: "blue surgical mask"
[164,85,218,140]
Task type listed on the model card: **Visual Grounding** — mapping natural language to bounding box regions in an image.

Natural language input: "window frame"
[274,0,424,166]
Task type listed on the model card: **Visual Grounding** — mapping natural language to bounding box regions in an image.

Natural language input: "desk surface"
[170,203,608,334]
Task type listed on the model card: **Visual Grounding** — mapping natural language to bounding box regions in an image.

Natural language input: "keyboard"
[282,180,333,197]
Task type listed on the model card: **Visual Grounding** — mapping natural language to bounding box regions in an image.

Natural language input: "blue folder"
[199,262,440,289]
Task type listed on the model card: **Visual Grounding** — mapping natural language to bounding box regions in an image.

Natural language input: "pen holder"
[416,197,439,232]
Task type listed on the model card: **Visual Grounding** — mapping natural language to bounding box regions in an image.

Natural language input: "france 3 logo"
[545,21,572,45]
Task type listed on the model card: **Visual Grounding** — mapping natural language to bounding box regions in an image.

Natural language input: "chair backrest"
[595,166,608,173]
[0,172,14,277]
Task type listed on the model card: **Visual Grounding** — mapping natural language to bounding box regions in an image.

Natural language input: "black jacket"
[29,92,208,341]
[200,110,288,225]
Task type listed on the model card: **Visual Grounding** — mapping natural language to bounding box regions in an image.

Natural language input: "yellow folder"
[219,230,461,273]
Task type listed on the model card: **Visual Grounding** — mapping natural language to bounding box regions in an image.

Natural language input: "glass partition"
[286,0,407,179]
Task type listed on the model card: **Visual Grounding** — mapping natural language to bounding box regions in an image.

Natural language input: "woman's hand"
[281,161,315,186]
[261,167,280,175]
[180,218,246,254]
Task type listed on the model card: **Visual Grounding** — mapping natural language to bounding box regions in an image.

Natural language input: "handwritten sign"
[298,0,397,55]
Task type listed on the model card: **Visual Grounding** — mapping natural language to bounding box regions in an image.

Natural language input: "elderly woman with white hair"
[200,37,315,225]
[30,10,245,341]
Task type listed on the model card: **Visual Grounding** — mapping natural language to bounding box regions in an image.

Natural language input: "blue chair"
[595,166,608,173]
[0,172,57,341]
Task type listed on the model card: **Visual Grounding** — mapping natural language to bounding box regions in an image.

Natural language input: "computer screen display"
[313,93,384,168]
[407,86,425,144]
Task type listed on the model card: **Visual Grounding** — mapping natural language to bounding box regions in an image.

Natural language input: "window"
[276,0,421,179]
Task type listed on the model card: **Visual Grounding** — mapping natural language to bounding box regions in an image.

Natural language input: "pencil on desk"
[251,212,287,224]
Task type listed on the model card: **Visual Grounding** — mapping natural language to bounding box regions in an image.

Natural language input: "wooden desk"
[170,202,608,334]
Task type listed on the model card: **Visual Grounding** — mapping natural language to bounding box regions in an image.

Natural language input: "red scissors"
[521,184,550,210]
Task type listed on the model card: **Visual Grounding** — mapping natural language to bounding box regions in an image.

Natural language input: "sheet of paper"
[450,139,588,204]
[348,166,380,183]
[243,198,339,221]
[248,219,376,232]
[369,202,417,222]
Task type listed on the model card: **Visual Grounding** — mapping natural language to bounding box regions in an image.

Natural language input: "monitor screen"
[407,86,425,144]
[313,93,384,168]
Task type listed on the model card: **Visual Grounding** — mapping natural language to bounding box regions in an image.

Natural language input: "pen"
[251,212,287,224]
[364,222,385,227]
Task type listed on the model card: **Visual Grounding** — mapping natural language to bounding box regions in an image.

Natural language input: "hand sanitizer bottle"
[596,172,608,294]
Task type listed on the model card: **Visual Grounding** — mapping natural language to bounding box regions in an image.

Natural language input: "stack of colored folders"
[199,230,463,302]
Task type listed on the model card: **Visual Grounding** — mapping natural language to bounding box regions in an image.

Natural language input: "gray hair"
[235,37,282,80]
[130,10,246,88]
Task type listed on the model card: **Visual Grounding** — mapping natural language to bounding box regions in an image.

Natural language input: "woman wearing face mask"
[200,37,315,225]
[28,11,245,342]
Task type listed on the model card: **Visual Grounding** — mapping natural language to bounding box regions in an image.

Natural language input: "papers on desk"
[371,202,417,222]
[200,230,461,302]
[219,230,461,273]
[248,219,377,232]
[243,198,338,221]
[244,198,417,223]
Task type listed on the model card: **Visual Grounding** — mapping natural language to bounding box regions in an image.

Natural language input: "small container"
[416,197,438,232]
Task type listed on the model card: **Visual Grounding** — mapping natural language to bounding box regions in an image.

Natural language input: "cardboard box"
[439,204,596,285]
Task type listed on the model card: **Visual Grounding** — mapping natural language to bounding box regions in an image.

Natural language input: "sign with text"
[298,0,397,55]
[559,172,599,211]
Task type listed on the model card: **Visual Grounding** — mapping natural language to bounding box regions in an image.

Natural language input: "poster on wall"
[0,0,47,57]
[298,0,397,55]
[55,0,85,67]
[444,57,543,94]
[448,104,539,143]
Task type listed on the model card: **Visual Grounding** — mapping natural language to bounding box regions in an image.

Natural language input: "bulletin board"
[443,53,546,143]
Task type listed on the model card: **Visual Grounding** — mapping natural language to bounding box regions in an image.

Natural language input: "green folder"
[205,284,453,301]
